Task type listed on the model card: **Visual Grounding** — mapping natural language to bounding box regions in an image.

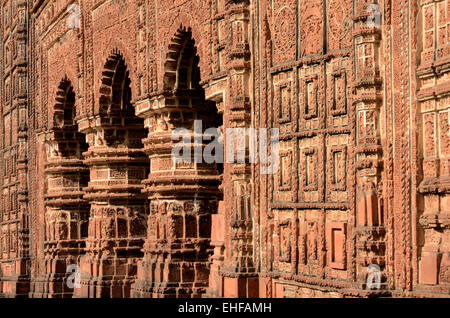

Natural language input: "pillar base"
[132,260,211,298]
[74,255,139,298]
[29,274,77,298]
[209,274,259,298]
[0,277,30,298]
[0,259,30,298]
[132,282,208,298]
[74,278,134,298]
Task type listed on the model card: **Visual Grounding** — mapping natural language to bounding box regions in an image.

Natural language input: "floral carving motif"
[328,0,352,48]
[273,6,295,54]
[301,14,321,57]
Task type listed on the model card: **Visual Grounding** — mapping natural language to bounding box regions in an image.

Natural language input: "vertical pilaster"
[75,53,149,298]
[218,0,258,298]
[30,80,90,298]
[352,0,387,294]
[0,0,30,298]
[416,0,450,296]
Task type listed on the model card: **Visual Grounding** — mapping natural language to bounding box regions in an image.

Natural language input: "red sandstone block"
[208,267,223,296]
[223,277,238,298]
[223,277,247,298]
[211,214,225,242]
[439,253,450,284]
[420,252,439,285]
[247,277,259,298]
[274,283,284,299]
[181,263,195,282]
[258,277,271,298]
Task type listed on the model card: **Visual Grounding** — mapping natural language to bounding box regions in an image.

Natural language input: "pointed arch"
[99,51,134,116]
[132,25,224,298]
[51,77,88,158]
[164,26,202,91]
[53,77,75,127]
[98,51,145,147]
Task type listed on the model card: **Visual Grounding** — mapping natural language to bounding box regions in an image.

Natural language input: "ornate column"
[217,0,257,298]
[415,0,450,296]
[351,0,387,295]
[32,81,90,298]
[132,94,221,297]
[74,115,149,298]
[74,54,149,298]
[204,91,226,299]
[39,137,89,297]
[0,0,30,298]
[132,27,221,298]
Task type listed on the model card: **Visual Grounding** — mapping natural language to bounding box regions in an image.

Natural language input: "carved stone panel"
[327,0,352,51]
[300,0,323,57]
[299,136,322,202]
[274,140,295,203]
[298,209,324,277]
[273,71,295,134]
[274,210,293,274]
[299,64,323,131]
[271,0,297,64]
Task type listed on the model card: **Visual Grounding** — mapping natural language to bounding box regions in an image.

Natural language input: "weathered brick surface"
[0,0,448,298]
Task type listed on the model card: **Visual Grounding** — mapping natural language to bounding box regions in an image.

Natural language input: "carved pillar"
[416,0,450,295]
[74,54,149,298]
[352,0,387,294]
[132,27,221,298]
[217,0,258,298]
[74,116,148,298]
[39,140,89,297]
[0,0,30,298]
[31,80,90,298]
[15,104,30,297]
[132,95,221,298]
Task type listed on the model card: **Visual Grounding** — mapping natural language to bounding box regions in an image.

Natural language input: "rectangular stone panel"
[297,209,324,277]
[327,222,347,270]
[273,70,295,134]
[273,140,295,203]
[273,210,294,274]
[326,135,348,202]
[271,0,297,65]
[326,0,352,51]
[299,64,323,131]
[299,136,322,202]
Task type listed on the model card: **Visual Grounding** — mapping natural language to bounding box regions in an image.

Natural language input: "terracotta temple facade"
[0,0,449,298]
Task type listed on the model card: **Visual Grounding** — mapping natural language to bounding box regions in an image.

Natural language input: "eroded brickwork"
[0,0,448,298]
[0,0,29,297]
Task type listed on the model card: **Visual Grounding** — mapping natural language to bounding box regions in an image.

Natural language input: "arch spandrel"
[46,29,81,128]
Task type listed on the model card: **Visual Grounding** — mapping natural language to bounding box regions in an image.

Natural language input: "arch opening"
[76,52,149,298]
[132,26,223,298]
[99,52,145,148]
[53,78,89,158]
